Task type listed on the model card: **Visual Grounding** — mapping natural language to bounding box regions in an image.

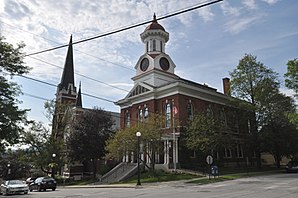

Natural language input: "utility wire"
[0,18,134,71]
[29,56,130,92]
[25,0,223,57]
[15,74,117,104]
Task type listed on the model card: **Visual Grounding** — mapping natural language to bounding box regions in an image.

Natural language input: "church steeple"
[56,35,77,104]
[76,82,82,108]
[58,35,75,92]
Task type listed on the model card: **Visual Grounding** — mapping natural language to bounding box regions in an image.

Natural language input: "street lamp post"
[7,163,11,180]
[52,153,56,178]
[136,131,141,186]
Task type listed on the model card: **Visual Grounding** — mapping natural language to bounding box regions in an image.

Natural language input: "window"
[219,109,227,126]
[165,102,171,127]
[248,119,251,133]
[160,41,162,52]
[187,101,194,121]
[236,144,243,158]
[125,111,130,127]
[144,107,149,122]
[146,42,149,52]
[233,113,239,132]
[206,105,213,118]
[224,147,232,158]
[153,40,156,51]
[138,108,143,123]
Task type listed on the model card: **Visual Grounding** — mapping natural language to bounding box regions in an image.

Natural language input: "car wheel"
[3,189,8,196]
[29,187,33,192]
[52,188,56,191]
[24,191,28,194]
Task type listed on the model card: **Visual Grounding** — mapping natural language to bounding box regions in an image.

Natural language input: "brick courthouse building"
[116,15,256,169]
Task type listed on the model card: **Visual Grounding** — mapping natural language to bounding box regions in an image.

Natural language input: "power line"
[25,0,223,57]
[0,18,134,72]
[29,56,130,92]
[15,74,117,104]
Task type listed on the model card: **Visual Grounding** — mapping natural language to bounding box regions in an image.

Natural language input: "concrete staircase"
[99,163,138,184]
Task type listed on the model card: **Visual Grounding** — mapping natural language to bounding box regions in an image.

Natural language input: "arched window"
[247,119,251,133]
[153,40,156,51]
[125,111,130,127]
[165,102,171,127]
[219,109,227,126]
[138,108,143,123]
[144,107,149,122]
[206,105,213,118]
[187,101,194,121]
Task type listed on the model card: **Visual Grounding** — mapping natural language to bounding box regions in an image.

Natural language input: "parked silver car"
[0,180,29,195]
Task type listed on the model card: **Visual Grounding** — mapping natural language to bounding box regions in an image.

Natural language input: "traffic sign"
[206,155,213,165]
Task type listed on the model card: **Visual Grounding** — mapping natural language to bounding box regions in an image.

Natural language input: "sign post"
[206,155,213,179]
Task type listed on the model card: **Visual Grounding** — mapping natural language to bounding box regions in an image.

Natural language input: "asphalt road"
[2,173,298,198]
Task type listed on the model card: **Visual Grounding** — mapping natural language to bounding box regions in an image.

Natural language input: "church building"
[52,36,120,178]
[116,15,256,169]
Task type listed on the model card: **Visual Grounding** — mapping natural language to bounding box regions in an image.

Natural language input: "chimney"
[223,77,231,96]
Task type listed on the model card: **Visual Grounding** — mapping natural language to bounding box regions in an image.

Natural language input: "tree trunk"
[92,158,97,179]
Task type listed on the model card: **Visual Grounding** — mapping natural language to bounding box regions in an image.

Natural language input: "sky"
[0,0,297,127]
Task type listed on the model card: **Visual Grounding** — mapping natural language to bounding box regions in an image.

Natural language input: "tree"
[230,54,280,168]
[67,107,114,178]
[0,36,30,152]
[284,58,298,98]
[183,112,233,159]
[259,92,298,168]
[21,121,64,176]
[106,114,165,172]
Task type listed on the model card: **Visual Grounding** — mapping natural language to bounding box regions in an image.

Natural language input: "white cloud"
[262,0,279,5]
[197,6,214,22]
[220,1,240,16]
[224,15,262,34]
[243,0,258,10]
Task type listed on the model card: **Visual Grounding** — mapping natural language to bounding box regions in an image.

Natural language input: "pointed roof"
[145,13,165,31]
[76,82,82,107]
[58,35,75,91]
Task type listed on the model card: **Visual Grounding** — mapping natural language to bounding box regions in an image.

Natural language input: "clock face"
[159,57,170,71]
[140,58,149,71]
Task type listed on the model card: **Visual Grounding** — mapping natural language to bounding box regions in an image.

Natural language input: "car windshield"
[8,180,23,185]
[42,177,54,182]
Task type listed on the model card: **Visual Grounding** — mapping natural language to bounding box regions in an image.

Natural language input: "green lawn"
[121,170,201,183]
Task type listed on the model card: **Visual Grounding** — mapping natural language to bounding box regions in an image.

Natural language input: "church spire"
[58,35,75,91]
[76,82,82,108]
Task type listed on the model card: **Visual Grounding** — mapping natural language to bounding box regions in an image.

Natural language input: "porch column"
[163,140,167,164]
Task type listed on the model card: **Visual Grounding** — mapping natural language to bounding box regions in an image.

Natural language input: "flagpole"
[172,99,176,171]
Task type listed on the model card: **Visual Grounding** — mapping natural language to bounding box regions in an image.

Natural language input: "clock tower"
[134,14,177,87]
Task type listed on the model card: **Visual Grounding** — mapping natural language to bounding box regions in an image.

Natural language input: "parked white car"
[0,180,29,195]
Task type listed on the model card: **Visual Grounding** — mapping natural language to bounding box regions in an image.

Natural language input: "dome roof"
[145,14,165,31]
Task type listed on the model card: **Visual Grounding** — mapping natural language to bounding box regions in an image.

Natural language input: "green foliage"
[230,54,279,104]
[21,121,64,175]
[67,107,114,177]
[106,114,165,171]
[184,113,232,155]
[284,58,298,98]
[0,36,30,152]
[259,92,298,166]
[230,53,298,167]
